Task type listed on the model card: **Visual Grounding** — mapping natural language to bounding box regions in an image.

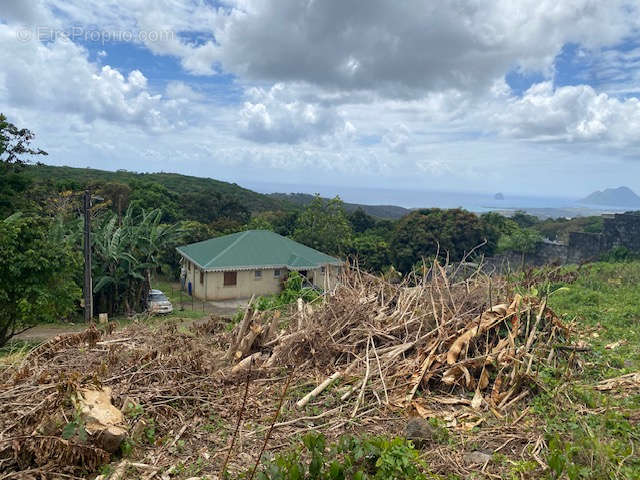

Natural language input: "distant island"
[494,192,504,200]
[580,186,640,207]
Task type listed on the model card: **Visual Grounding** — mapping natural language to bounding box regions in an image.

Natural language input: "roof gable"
[176,230,342,271]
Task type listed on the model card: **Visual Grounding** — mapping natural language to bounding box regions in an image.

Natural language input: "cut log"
[224,295,255,360]
[231,352,266,374]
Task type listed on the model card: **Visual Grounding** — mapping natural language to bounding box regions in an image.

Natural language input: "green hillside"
[269,192,410,219]
[23,164,289,213]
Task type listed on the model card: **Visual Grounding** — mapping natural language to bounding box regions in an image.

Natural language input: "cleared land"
[0,262,638,479]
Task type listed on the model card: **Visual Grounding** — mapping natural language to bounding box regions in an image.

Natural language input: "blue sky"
[2,0,640,201]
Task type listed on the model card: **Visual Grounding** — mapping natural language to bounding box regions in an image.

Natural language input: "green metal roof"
[176,230,342,271]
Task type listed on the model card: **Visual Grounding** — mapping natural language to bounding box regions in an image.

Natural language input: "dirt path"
[12,298,247,343]
[13,324,88,342]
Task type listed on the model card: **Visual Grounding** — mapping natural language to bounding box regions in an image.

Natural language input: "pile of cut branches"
[228,261,572,417]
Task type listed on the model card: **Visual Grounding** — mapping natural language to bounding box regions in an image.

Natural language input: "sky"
[2,1,640,200]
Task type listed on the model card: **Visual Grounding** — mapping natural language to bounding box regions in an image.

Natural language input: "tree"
[128,181,181,222]
[348,233,391,272]
[479,212,517,255]
[293,195,353,255]
[246,210,301,237]
[181,191,250,226]
[511,210,539,229]
[497,227,542,266]
[0,114,48,217]
[0,214,81,346]
[348,208,377,233]
[100,182,132,222]
[391,208,488,273]
[0,113,48,166]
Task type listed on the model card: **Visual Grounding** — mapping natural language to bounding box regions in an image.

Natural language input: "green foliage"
[600,246,640,262]
[391,208,488,273]
[120,439,133,457]
[99,182,131,220]
[92,206,184,315]
[160,220,215,279]
[479,211,518,254]
[497,227,542,255]
[144,420,156,445]
[0,113,48,167]
[348,208,377,234]
[0,214,81,346]
[247,211,300,237]
[254,271,319,311]
[252,433,426,480]
[510,210,539,228]
[348,234,391,273]
[23,164,287,217]
[527,262,640,479]
[535,215,604,242]
[269,192,409,220]
[128,181,181,223]
[0,113,48,217]
[181,190,250,226]
[293,195,353,256]
[61,411,87,442]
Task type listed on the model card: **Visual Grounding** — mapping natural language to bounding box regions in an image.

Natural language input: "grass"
[528,261,640,479]
[0,339,40,365]
[152,278,212,320]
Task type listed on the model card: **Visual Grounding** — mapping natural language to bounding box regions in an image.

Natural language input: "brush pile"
[230,262,571,417]
[0,262,575,479]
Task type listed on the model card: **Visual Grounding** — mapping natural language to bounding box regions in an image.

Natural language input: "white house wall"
[184,259,342,301]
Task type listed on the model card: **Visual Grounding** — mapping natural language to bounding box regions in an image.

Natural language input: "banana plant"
[91,205,184,314]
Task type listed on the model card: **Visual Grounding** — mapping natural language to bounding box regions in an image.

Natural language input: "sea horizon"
[241,180,614,213]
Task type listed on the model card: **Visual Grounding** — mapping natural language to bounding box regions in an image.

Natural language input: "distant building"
[176,230,343,301]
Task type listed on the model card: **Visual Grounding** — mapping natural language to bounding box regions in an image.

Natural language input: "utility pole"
[83,190,93,322]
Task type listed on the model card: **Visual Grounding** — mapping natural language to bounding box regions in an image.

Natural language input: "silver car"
[147,289,173,314]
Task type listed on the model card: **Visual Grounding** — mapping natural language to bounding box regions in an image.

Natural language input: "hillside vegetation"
[23,164,289,213]
[269,192,411,219]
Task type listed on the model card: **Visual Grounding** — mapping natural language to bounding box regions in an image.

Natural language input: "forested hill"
[23,164,289,213]
[269,192,410,219]
[24,164,411,220]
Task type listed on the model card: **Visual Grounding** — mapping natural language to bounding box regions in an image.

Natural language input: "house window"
[224,271,237,286]
[200,270,204,284]
[255,270,262,279]
[321,266,326,274]
[274,269,281,277]
[187,262,191,271]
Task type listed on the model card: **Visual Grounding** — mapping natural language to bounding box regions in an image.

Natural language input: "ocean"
[241,181,628,216]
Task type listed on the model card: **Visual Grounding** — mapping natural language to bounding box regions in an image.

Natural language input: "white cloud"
[493,81,640,145]
[3,0,640,196]
[1,0,54,24]
[382,124,411,154]
[0,23,188,131]
[36,0,223,76]
[8,1,637,96]
[212,0,639,98]
[238,84,353,144]
[165,81,203,101]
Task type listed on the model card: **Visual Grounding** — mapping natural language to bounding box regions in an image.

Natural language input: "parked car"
[147,289,173,314]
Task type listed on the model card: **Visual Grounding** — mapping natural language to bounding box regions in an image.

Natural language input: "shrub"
[252,433,426,480]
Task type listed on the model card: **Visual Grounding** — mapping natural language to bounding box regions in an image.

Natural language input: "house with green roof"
[176,230,343,301]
